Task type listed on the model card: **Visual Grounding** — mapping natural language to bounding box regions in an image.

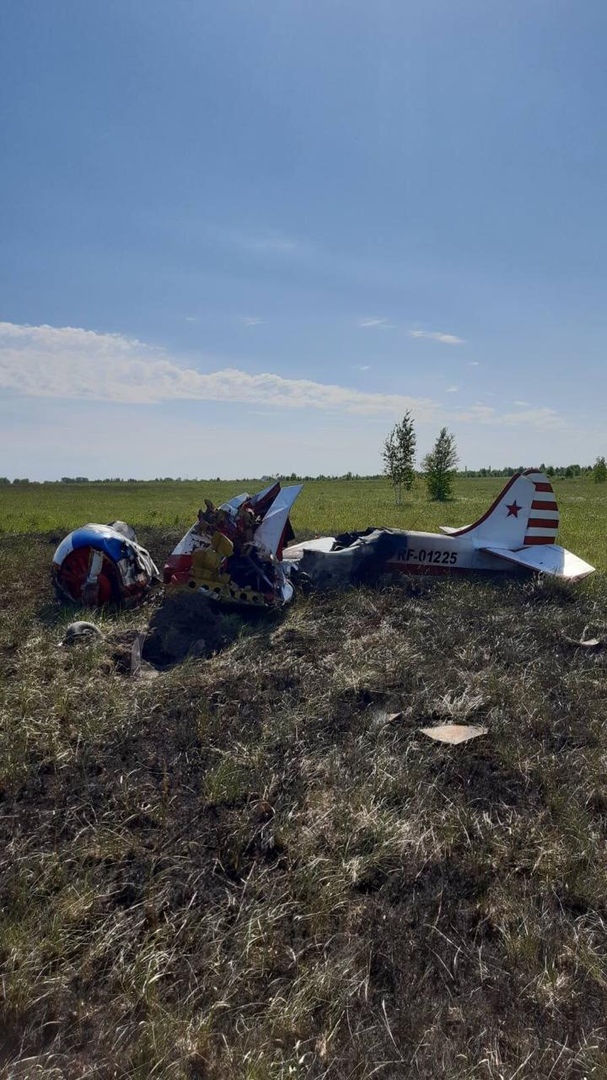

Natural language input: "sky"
[1,0,606,480]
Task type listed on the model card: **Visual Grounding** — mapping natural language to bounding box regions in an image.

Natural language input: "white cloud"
[0,322,436,419]
[241,316,264,327]
[458,404,497,422]
[359,317,396,330]
[356,364,371,371]
[498,407,566,430]
[184,316,197,323]
[468,361,480,367]
[0,323,568,440]
[445,386,459,393]
[409,329,464,345]
[457,401,566,430]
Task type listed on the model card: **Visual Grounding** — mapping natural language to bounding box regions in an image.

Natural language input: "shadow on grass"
[141,591,283,668]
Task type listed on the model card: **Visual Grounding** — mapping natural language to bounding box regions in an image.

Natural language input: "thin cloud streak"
[409,329,464,345]
[458,402,566,430]
[359,317,396,330]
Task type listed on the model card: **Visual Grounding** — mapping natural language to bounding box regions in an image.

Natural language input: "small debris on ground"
[58,621,105,647]
[561,632,604,648]
[369,709,405,730]
[130,632,159,680]
[419,724,488,744]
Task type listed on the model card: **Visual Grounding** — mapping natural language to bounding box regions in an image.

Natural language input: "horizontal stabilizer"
[440,524,470,535]
[481,544,595,580]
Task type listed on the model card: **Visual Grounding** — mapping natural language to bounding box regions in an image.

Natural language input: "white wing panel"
[481,544,595,580]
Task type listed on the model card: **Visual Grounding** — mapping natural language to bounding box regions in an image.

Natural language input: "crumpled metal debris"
[52,521,160,607]
[164,481,301,608]
[282,528,409,590]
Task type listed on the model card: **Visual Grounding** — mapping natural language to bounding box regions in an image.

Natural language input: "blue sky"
[1,0,606,479]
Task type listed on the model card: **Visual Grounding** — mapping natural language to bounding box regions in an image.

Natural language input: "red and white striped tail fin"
[522,474,560,546]
[440,470,559,549]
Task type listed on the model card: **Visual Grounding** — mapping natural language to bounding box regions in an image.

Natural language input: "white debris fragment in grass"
[420,724,488,744]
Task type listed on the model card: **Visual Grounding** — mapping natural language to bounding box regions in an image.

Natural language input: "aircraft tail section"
[440,470,560,548]
[481,543,595,580]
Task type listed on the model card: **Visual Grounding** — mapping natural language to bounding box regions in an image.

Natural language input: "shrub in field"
[382,411,416,504]
[593,455,607,483]
[422,427,458,501]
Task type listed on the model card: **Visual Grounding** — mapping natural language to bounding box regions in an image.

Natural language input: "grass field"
[1,475,605,570]
[2,478,607,1077]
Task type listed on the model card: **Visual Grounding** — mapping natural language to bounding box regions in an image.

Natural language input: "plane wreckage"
[52,481,301,610]
[163,480,301,606]
[283,470,595,587]
[51,470,594,611]
[52,521,160,606]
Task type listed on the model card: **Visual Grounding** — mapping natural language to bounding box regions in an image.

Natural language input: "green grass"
[2,480,607,1076]
[1,476,606,570]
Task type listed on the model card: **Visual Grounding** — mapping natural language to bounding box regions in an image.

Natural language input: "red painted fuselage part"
[163,553,193,586]
[54,547,116,604]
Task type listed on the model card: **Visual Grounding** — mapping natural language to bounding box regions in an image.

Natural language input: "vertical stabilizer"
[440,470,559,548]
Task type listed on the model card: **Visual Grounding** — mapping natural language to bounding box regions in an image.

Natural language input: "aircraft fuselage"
[382,530,514,575]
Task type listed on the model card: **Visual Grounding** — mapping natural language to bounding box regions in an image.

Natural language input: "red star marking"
[506,501,521,517]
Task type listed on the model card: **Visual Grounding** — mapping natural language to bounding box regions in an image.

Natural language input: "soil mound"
[142,592,233,666]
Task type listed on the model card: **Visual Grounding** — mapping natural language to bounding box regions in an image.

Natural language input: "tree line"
[2,456,607,488]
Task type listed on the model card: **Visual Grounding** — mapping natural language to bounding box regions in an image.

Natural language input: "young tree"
[382,412,416,504]
[593,456,607,483]
[422,427,458,501]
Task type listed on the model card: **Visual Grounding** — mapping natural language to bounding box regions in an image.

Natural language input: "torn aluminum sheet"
[163,481,302,608]
[52,521,160,606]
[282,470,595,587]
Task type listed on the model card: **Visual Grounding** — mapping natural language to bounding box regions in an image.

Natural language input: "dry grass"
[2,528,607,1077]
